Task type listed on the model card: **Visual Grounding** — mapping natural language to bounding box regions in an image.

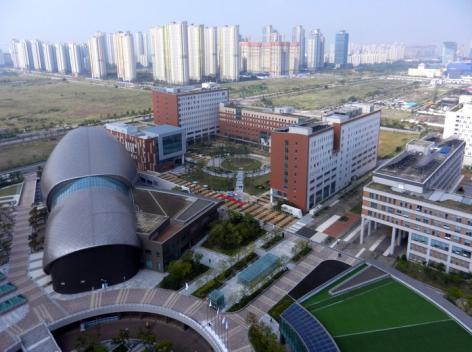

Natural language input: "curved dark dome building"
[41,127,141,294]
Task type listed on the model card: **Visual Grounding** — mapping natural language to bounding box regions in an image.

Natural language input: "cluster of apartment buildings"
[7,23,417,83]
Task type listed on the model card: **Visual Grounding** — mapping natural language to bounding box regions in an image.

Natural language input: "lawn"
[302,277,472,352]
[181,168,235,192]
[244,174,270,195]
[0,74,151,131]
[221,157,262,171]
[0,139,59,171]
[378,130,419,159]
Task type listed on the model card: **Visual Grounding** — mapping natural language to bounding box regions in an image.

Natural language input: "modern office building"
[31,39,45,71]
[307,29,325,71]
[41,127,141,293]
[55,43,71,74]
[42,42,57,73]
[134,31,150,67]
[204,26,218,77]
[152,86,229,142]
[88,31,108,79]
[68,43,84,76]
[334,30,349,68]
[361,135,471,273]
[271,109,380,211]
[150,22,189,85]
[135,188,221,272]
[292,25,306,69]
[442,41,457,65]
[219,104,303,146]
[188,24,205,82]
[443,98,472,166]
[114,31,136,81]
[106,122,186,172]
[218,25,240,81]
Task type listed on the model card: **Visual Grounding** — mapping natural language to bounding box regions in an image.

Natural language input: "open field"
[268,79,411,110]
[222,73,355,99]
[378,130,419,159]
[303,277,472,352]
[0,138,59,171]
[0,73,151,131]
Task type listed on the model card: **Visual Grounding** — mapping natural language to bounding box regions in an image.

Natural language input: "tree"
[112,329,130,350]
[167,260,192,279]
[137,328,156,351]
[154,340,172,352]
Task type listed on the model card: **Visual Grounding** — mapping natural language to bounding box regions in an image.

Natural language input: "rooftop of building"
[274,121,332,136]
[374,134,465,184]
[220,102,306,120]
[152,83,227,95]
[105,122,183,139]
[365,181,472,213]
[134,187,221,243]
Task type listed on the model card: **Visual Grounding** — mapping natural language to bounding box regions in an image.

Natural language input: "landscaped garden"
[158,251,209,290]
[203,211,265,255]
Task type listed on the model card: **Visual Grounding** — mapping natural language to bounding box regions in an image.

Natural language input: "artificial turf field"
[302,277,472,352]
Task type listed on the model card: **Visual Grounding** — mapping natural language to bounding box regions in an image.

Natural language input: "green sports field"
[302,277,472,352]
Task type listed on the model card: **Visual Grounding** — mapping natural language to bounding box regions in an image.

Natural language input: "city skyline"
[1,0,471,51]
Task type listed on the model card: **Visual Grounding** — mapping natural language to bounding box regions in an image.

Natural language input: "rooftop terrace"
[374,135,464,184]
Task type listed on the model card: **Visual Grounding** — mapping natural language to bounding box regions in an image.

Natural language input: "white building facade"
[218,25,239,81]
[443,99,472,166]
[88,31,108,79]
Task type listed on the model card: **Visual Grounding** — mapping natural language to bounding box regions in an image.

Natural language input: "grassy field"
[222,73,352,99]
[221,157,262,171]
[268,79,410,110]
[378,130,419,159]
[0,74,151,131]
[302,277,472,352]
[244,174,270,196]
[0,139,59,171]
[181,168,235,192]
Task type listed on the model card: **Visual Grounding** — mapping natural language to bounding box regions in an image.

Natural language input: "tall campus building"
[307,29,325,71]
[88,31,108,79]
[334,30,349,68]
[113,31,137,82]
[361,135,471,273]
[152,86,229,142]
[10,39,33,70]
[218,25,240,81]
[271,107,380,211]
[443,96,472,166]
[292,25,305,69]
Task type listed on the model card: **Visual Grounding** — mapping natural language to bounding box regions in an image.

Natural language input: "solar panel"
[281,304,339,352]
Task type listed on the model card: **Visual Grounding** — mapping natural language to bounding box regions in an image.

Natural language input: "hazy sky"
[1,0,471,50]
